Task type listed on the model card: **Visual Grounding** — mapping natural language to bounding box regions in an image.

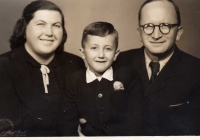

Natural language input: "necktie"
[149,61,160,83]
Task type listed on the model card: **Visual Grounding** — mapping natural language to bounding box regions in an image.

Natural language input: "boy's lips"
[95,61,106,63]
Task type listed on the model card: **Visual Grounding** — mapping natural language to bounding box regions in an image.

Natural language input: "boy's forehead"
[84,35,116,47]
[85,35,116,45]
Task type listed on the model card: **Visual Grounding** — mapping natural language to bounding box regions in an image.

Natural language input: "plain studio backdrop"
[0,0,199,58]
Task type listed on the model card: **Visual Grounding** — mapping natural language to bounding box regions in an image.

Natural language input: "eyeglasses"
[140,23,179,35]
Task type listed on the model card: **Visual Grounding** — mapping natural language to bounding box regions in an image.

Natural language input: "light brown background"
[0,0,200,58]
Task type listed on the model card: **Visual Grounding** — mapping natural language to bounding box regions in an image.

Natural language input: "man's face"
[137,1,183,56]
[80,35,119,77]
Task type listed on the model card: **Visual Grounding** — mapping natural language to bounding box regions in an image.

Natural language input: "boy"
[59,22,143,136]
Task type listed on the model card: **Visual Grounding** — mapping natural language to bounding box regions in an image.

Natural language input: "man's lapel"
[144,46,181,98]
[133,47,150,91]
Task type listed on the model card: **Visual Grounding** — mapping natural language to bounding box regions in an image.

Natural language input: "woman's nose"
[44,26,53,36]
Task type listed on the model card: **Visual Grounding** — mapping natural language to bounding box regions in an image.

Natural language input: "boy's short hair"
[81,22,119,49]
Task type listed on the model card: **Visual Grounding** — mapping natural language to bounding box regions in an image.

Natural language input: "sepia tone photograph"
[0,0,200,138]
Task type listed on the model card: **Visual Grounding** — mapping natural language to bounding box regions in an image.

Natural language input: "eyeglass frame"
[139,23,180,35]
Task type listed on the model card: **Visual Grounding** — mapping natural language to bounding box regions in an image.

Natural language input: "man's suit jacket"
[58,67,144,136]
[114,45,200,135]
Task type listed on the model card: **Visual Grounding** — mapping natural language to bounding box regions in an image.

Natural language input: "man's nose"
[151,26,162,39]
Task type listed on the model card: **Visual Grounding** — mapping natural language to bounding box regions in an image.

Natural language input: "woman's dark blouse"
[0,47,85,136]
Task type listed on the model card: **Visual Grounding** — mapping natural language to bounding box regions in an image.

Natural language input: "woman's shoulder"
[0,47,24,62]
[58,51,83,62]
[57,51,85,68]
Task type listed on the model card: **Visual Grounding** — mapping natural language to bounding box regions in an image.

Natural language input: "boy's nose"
[151,26,162,39]
[98,50,104,58]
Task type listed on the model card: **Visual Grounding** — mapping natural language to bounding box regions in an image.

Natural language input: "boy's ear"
[79,48,85,60]
[113,50,120,61]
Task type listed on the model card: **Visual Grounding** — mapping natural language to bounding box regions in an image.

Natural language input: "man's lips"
[150,41,165,44]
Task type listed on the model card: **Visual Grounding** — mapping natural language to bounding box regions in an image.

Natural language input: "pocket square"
[169,102,185,107]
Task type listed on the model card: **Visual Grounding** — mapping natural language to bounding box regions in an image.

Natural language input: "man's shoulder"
[119,47,143,57]
[114,47,143,68]
[178,49,200,66]
[113,66,139,82]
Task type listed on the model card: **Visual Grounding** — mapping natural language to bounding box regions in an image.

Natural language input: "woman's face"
[25,10,63,59]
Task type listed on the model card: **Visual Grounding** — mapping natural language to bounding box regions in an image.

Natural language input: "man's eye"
[144,24,153,28]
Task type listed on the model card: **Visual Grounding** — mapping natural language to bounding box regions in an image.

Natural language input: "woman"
[0,0,85,136]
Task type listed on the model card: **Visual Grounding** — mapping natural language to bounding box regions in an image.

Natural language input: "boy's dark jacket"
[59,66,144,136]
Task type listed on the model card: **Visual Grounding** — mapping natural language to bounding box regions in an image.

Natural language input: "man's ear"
[137,27,143,42]
[176,26,184,41]
[113,50,120,61]
[79,48,85,60]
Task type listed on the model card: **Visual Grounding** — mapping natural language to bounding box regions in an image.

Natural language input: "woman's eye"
[54,24,61,28]
[37,23,45,26]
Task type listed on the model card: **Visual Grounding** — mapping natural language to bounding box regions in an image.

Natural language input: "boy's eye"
[91,46,98,50]
[105,47,112,51]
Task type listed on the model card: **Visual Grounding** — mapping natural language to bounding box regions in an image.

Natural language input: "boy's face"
[80,35,119,77]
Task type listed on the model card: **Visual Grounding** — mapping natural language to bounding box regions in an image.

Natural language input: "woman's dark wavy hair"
[138,0,181,26]
[9,0,67,53]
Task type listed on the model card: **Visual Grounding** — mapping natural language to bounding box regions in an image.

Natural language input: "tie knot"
[149,61,160,75]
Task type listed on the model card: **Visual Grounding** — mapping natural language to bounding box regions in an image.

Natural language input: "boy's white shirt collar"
[86,67,113,83]
[144,50,174,79]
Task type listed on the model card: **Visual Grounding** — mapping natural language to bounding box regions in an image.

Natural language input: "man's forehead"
[140,1,177,23]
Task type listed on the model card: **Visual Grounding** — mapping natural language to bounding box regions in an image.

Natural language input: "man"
[114,0,200,135]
